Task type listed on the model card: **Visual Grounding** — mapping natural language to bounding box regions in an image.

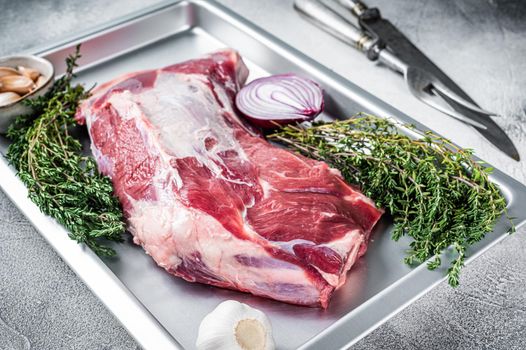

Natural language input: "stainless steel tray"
[1,1,525,349]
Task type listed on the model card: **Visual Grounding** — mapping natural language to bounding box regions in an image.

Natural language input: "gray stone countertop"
[1,0,525,349]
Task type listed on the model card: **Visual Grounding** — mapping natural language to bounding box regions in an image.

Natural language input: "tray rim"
[2,0,526,349]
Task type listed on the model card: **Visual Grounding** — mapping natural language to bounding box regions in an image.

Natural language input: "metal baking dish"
[1,1,525,349]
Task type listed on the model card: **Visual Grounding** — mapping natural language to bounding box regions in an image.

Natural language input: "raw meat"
[76,50,382,308]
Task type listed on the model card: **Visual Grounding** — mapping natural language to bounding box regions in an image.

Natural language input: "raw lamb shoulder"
[77,49,382,308]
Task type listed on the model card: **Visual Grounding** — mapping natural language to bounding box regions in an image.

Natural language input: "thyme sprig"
[270,114,511,286]
[6,46,125,256]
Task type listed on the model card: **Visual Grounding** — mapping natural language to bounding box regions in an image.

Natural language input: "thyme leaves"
[6,46,125,256]
[270,114,511,286]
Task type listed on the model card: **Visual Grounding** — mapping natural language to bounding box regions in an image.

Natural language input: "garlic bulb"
[196,300,275,350]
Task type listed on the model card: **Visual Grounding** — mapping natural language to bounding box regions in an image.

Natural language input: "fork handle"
[294,0,374,53]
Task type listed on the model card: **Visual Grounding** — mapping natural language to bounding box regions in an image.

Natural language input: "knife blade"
[337,0,520,161]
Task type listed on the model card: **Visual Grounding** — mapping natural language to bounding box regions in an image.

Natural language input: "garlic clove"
[0,66,20,78]
[0,75,35,95]
[17,66,40,82]
[35,75,47,88]
[0,91,22,107]
[196,300,275,350]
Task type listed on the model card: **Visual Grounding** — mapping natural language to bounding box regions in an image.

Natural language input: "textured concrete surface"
[1,0,526,349]
[0,190,139,350]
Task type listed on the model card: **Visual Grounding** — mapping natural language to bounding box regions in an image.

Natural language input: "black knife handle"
[337,0,368,16]
[337,1,385,35]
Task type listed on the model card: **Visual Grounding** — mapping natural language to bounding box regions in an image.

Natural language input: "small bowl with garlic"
[0,55,54,133]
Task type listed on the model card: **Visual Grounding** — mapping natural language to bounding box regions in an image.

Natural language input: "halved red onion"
[235,73,324,128]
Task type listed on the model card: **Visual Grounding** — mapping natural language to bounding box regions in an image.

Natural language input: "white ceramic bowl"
[0,55,54,133]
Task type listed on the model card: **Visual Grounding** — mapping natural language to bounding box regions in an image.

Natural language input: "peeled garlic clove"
[35,75,47,88]
[196,300,275,350]
[0,75,35,94]
[0,91,21,107]
[17,66,40,82]
[0,67,20,78]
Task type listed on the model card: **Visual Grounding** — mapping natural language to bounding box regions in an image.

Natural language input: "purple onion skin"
[235,73,325,129]
[245,101,325,129]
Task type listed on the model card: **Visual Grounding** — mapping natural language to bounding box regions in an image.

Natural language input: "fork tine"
[430,83,500,117]
[405,66,489,129]
[416,94,488,129]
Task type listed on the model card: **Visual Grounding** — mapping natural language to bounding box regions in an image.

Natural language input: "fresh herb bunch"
[6,45,125,256]
[270,114,511,286]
